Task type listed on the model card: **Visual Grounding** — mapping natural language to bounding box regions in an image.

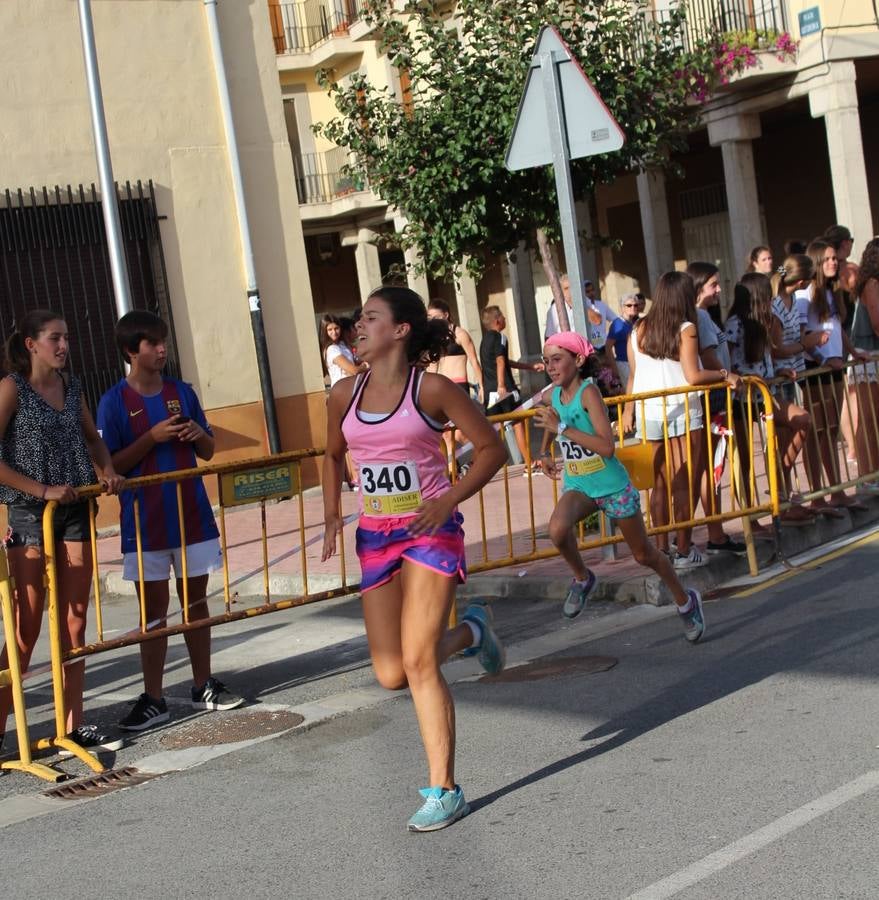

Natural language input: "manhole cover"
[479,655,618,683]
[44,767,156,800]
[159,708,304,749]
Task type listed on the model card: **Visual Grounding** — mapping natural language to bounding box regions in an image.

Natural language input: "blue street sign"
[798,6,821,37]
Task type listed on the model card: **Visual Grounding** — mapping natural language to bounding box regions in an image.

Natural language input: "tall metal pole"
[76,0,132,318]
[540,51,589,337]
[203,0,281,454]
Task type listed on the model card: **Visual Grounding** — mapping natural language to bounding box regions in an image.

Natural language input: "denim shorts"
[5,500,94,549]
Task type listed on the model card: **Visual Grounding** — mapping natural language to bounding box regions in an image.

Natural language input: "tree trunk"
[536,228,570,333]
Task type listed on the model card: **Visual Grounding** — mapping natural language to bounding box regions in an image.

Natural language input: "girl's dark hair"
[686,260,722,325]
[427,297,452,320]
[4,309,66,376]
[115,310,169,362]
[806,240,842,323]
[318,313,343,376]
[770,254,814,297]
[855,238,879,297]
[729,273,773,364]
[368,286,450,364]
[637,271,697,361]
[686,261,719,300]
[748,245,771,271]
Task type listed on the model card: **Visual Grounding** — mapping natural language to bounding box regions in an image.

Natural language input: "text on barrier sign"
[218,463,299,507]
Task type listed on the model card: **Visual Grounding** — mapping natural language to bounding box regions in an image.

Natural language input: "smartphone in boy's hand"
[175,415,191,424]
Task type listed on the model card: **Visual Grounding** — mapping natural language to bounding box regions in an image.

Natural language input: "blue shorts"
[355,512,467,594]
[593,483,641,520]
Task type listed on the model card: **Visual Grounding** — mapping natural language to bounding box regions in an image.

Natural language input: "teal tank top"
[551,381,631,498]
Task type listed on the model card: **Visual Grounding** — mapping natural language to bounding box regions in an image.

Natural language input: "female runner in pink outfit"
[322,286,507,832]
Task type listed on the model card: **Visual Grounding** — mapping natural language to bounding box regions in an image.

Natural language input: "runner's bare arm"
[408,373,506,535]
[321,378,354,559]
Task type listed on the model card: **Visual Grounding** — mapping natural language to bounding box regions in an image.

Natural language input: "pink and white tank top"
[341,368,450,518]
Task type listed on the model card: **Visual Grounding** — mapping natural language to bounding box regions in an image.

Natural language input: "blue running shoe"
[562,571,597,619]
[678,589,706,643]
[461,603,506,675]
[407,785,470,832]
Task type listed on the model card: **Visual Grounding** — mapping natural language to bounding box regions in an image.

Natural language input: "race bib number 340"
[360,461,423,515]
[558,438,606,477]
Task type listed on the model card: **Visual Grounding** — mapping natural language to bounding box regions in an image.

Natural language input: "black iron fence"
[0,180,180,413]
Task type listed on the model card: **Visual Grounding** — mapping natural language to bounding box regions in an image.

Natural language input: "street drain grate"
[479,655,618,683]
[159,708,304,749]
[44,767,156,800]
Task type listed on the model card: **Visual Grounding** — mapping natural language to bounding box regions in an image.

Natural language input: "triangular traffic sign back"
[505,26,625,171]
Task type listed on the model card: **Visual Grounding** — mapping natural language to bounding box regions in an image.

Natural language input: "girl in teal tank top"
[533,331,705,641]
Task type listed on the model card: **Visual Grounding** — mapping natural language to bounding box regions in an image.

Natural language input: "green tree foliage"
[316,0,710,281]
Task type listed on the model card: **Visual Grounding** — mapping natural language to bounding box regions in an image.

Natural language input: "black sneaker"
[58,725,125,758]
[119,693,170,732]
[706,536,747,557]
[191,677,244,711]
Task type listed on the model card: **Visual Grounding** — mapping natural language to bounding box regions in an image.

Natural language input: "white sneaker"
[673,545,707,570]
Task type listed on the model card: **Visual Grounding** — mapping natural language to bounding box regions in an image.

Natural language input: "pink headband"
[544,331,594,359]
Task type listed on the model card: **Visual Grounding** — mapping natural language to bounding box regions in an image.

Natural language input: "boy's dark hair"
[116,310,169,362]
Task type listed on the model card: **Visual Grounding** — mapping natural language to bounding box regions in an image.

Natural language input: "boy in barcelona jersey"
[97,311,244,733]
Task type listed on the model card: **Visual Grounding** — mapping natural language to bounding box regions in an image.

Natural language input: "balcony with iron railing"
[269,0,369,66]
[292,146,388,218]
[634,0,795,92]
[669,0,788,49]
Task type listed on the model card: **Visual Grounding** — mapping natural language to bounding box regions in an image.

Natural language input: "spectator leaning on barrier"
[97,311,244,733]
[823,225,861,475]
[794,240,868,517]
[687,261,746,559]
[623,271,741,570]
[850,239,879,489]
[0,309,124,755]
[726,274,815,525]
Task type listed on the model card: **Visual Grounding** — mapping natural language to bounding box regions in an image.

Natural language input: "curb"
[96,496,879,607]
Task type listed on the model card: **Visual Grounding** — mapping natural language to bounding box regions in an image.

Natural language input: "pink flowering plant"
[683,29,798,99]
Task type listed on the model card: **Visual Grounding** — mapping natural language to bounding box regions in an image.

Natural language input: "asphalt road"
[3,531,879,899]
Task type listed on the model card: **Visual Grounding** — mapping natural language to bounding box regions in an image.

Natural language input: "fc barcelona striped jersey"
[97,378,219,553]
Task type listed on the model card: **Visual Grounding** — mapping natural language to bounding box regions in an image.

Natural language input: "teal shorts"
[593,482,641,520]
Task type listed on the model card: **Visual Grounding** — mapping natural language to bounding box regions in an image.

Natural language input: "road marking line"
[625,769,879,900]
[732,529,879,598]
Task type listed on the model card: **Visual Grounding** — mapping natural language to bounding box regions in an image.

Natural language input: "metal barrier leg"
[0,552,66,782]
[600,513,619,562]
[730,437,759,577]
[42,502,104,773]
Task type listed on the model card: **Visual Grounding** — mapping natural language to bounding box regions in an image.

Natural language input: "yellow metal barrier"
[466,377,781,577]
[21,378,786,776]
[765,354,879,509]
[0,550,67,781]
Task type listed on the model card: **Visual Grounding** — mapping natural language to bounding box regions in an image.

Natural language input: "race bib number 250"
[558,438,606,477]
[360,461,423,515]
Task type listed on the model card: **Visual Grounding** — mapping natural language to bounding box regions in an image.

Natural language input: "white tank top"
[631,322,704,439]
